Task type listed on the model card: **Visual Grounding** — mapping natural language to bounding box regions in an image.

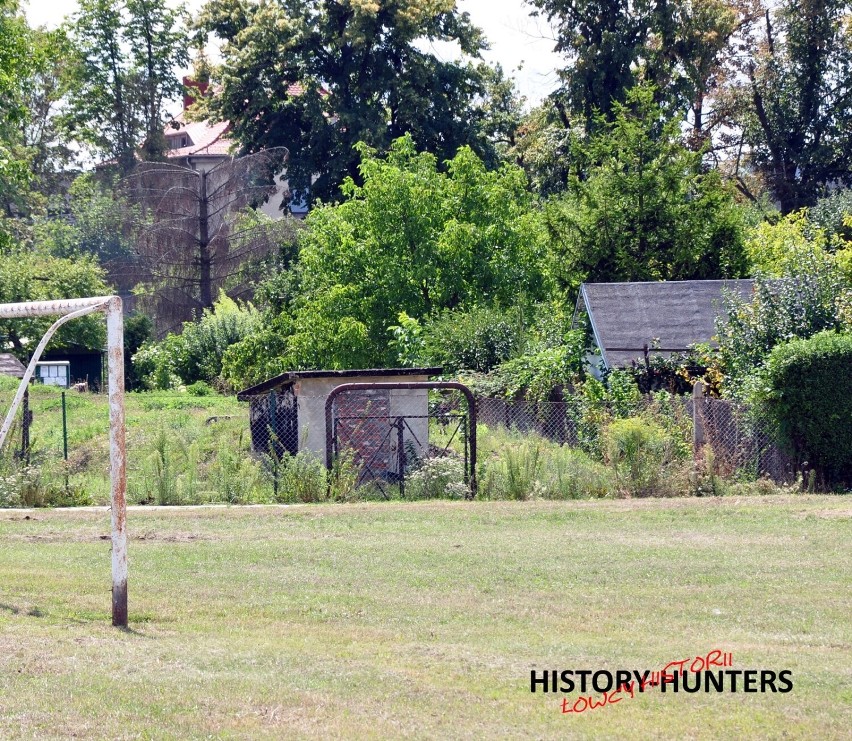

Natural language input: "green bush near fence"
[753,330,852,487]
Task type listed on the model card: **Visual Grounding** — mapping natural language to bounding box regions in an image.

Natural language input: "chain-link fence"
[0,382,254,506]
[246,384,476,499]
[696,396,794,482]
[243,384,793,496]
[1,378,795,508]
[0,383,78,506]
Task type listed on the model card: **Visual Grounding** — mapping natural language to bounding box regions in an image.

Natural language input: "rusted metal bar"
[324,381,477,496]
[0,296,127,627]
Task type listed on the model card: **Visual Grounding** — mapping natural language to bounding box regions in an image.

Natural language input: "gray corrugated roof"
[0,353,26,378]
[581,280,755,368]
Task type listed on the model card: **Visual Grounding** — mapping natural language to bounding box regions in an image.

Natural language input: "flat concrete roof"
[237,367,443,400]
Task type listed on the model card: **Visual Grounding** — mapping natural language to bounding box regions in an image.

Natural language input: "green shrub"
[275,451,328,503]
[603,417,673,497]
[422,306,522,373]
[134,293,260,390]
[752,331,852,487]
[472,332,586,402]
[716,260,851,396]
[186,381,213,397]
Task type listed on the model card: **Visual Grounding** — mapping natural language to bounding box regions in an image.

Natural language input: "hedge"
[758,331,852,487]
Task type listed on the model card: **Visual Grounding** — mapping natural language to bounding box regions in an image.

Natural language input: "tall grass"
[477,427,615,500]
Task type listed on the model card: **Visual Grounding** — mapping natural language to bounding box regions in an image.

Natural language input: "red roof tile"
[165,111,233,159]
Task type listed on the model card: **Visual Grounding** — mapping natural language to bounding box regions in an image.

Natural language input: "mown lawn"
[0,495,850,739]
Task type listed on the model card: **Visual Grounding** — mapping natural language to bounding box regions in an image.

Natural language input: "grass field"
[0,495,850,739]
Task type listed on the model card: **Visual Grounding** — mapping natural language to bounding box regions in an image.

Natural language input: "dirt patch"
[131,530,209,543]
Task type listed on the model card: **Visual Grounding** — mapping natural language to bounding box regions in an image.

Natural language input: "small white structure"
[35,360,70,388]
[238,368,442,475]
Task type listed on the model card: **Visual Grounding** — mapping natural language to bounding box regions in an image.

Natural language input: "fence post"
[693,381,706,458]
[268,389,278,499]
[61,391,68,460]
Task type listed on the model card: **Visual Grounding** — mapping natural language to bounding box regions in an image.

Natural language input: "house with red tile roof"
[160,78,307,217]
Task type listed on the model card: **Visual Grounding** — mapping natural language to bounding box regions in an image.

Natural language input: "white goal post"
[0,296,128,627]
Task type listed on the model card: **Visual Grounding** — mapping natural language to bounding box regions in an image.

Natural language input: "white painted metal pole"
[106,297,128,627]
[0,296,128,626]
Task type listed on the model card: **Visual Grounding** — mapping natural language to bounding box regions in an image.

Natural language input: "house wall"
[295,375,430,467]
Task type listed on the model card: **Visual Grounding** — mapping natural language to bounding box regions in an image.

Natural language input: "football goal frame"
[0,296,128,627]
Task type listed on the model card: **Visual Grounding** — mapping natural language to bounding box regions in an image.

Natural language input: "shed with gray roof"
[574,280,756,370]
[0,353,26,379]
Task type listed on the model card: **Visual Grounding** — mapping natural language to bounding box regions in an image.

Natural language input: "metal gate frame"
[324,381,477,496]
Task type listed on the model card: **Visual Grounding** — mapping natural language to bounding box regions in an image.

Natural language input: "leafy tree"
[0,1,49,246]
[222,135,548,386]
[528,0,654,128]
[716,252,852,396]
[196,0,515,203]
[543,86,747,291]
[727,0,852,211]
[0,251,110,355]
[743,209,852,277]
[64,0,188,172]
[528,0,746,136]
[19,26,78,203]
[0,1,30,176]
[809,188,852,242]
[31,174,140,296]
[510,100,576,197]
[421,306,524,374]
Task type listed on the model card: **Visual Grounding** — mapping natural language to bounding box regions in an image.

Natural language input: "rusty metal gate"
[325,381,476,498]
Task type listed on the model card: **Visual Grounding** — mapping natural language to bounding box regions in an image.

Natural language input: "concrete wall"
[295,375,430,467]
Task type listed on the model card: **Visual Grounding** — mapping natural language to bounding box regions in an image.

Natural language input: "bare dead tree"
[121,148,300,336]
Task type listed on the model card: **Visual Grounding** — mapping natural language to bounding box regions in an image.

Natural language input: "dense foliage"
[752,331,852,486]
[2,0,852,496]
[64,0,188,172]
[543,87,747,291]
[134,293,260,389]
[0,251,110,353]
[717,248,852,396]
[221,136,548,387]
[196,0,515,203]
